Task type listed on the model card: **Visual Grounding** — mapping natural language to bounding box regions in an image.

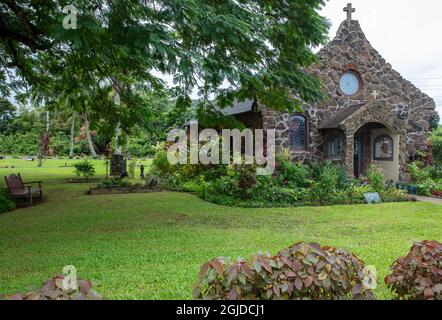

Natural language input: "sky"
[319,0,442,116]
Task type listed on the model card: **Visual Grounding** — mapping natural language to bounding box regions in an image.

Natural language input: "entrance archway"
[352,122,399,180]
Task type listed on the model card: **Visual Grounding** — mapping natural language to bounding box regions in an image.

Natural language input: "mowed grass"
[0,159,441,299]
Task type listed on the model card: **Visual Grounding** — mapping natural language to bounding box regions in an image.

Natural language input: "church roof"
[319,103,366,129]
[217,99,255,116]
[182,99,255,127]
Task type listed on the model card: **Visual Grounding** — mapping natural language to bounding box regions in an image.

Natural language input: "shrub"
[275,153,310,189]
[379,188,407,203]
[407,162,436,196]
[385,240,442,300]
[365,164,385,193]
[151,148,173,176]
[236,164,257,198]
[430,127,442,166]
[426,164,442,181]
[194,242,374,300]
[308,161,351,205]
[251,177,309,207]
[73,159,96,179]
[119,177,146,188]
[408,162,431,184]
[309,161,350,190]
[153,146,407,207]
[128,157,138,179]
[152,144,228,186]
[0,274,102,300]
[0,188,15,213]
[182,180,205,193]
[198,176,238,205]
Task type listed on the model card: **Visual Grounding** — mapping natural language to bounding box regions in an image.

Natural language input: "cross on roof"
[343,3,355,21]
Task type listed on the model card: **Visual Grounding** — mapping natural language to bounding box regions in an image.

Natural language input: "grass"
[0,158,441,299]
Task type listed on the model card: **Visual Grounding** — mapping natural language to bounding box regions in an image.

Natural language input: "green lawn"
[0,158,441,299]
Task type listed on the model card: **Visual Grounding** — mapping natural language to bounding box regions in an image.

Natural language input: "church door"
[353,136,363,177]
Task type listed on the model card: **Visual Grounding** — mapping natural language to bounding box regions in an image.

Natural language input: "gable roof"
[320,103,366,130]
[316,19,435,104]
[217,99,255,116]
[182,99,256,127]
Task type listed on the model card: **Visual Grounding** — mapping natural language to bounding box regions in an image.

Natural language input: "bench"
[4,174,43,207]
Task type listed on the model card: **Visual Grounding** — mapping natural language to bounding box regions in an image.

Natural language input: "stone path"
[414,195,442,205]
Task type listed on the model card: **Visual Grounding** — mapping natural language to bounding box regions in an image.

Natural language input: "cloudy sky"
[320,0,442,115]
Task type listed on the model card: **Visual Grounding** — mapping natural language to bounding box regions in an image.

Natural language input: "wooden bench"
[4,174,43,207]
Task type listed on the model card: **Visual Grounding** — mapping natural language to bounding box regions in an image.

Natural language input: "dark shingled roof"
[319,103,366,130]
[218,99,254,116]
[182,99,255,127]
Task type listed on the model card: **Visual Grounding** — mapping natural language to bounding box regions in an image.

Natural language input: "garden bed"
[88,186,165,195]
[431,190,442,199]
[68,178,105,183]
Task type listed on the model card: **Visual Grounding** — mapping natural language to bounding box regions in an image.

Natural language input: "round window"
[339,72,361,96]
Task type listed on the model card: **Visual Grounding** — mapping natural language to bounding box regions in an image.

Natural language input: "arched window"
[374,134,393,161]
[289,115,307,151]
[327,134,344,159]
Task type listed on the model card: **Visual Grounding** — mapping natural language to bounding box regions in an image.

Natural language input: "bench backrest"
[4,174,25,195]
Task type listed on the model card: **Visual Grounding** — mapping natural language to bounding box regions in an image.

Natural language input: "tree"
[1,0,329,136]
[430,126,442,166]
[69,111,76,158]
[82,111,97,158]
[0,97,16,134]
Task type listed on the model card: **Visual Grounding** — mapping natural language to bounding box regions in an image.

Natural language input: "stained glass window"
[289,115,307,150]
[374,135,393,161]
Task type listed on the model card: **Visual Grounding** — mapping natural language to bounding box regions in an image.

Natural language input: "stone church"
[224,4,438,181]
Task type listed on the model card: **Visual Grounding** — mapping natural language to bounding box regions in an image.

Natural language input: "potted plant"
[431,183,442,197]
[432,190,442,197]
[407,184,417,195]
[395,181,405,190]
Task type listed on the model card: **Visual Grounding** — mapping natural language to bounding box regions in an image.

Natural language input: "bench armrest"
[7,186,26,191]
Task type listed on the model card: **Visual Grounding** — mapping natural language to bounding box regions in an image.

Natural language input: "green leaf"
[253,260,262,273]
[294,278,303,291]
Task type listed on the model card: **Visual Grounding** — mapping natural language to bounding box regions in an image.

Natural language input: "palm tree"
[68,111,77,158]
[82,110,97,158]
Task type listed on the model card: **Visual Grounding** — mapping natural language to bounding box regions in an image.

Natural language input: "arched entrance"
[352,122,399,180]
[320,102,405,180]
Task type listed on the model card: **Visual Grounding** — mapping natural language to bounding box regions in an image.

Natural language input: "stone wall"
[261,19,438,179]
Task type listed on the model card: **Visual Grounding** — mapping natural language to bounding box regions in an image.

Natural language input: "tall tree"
[0,97,16,134]
[82,111,97,158]
[1,0,329,135]
[69,111,76,158]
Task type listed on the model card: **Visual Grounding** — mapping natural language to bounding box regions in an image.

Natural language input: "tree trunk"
[114,88,122,155]
[46,111,50,132]
[69,111,76,158]
[114,125,122,155]
[83,112,97,158]
[38,111,51,167]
